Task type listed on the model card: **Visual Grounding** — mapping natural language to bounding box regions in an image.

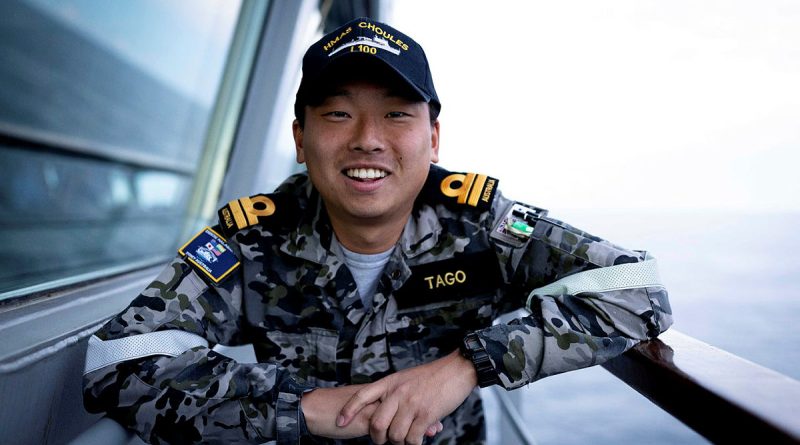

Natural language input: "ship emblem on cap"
[329,35,401,57]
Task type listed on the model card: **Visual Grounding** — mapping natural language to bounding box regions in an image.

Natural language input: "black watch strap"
[460,333,500,388]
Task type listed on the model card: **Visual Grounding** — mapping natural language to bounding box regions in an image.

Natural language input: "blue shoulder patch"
[178,227,240,283]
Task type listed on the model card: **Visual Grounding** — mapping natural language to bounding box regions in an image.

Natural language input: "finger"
[407,417,435,445]
[346,401,380,432]
[338,383,385,427]
[368,396,399,444]
[424,421,443,437]
[386,407,414,445]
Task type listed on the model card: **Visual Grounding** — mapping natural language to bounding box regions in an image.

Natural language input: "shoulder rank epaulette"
[420,165,499,211]
[217,193,298,238]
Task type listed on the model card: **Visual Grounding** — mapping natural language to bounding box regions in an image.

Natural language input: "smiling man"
[292,65,439,254]
[83,18,672,445]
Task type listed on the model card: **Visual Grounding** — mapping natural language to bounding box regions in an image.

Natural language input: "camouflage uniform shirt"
[83,165,672,444]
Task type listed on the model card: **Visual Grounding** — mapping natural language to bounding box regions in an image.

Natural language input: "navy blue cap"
[294,17,440,119]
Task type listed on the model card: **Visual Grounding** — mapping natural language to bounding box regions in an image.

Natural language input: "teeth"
[346,168,387,179]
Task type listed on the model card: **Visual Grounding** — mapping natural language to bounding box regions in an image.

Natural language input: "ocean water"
[484,210,800,445]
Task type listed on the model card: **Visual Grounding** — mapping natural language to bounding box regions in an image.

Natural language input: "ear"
[430,119,440,164]
[292,120,306,164]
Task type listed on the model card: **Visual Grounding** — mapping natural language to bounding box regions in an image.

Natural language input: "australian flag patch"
[178,227,240,283]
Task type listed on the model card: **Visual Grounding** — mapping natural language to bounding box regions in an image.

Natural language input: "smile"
[345,168,388,180]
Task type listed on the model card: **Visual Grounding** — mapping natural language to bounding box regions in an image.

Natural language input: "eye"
[386,111,411,118]
[322,111,350,119]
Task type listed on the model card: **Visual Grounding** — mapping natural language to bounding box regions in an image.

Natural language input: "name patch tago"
[394,250,503,310]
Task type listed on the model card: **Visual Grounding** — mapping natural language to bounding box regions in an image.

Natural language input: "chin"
[345,200,398,219]
[347,208,387,220]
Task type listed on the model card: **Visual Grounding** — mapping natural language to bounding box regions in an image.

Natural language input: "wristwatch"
[460,332,499,388]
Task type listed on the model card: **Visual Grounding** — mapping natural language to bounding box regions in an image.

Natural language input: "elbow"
[646,286,673,339]
[82,367,119,414]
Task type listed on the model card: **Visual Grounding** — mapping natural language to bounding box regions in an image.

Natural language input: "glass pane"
[0,0,240,166]
[0,146,190,293]
[0,0,242,297]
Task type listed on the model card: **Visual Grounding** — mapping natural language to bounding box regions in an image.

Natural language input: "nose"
[349,116,384,153]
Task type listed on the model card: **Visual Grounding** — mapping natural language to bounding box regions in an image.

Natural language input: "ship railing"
[490,328,800,445]
[65,328,800,445]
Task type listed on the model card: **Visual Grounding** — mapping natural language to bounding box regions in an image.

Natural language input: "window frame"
[0,0,319,351]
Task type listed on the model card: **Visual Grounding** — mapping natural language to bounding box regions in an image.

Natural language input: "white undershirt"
[339,244,394,308]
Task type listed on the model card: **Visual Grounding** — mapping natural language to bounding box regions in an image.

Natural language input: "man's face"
[293,80,439,228]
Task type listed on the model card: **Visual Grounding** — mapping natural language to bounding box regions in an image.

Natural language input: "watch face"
[465,333,481,348]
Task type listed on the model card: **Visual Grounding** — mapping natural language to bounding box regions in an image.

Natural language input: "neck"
[328,212,409,254]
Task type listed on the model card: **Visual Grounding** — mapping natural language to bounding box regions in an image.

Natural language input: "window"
[0,0,243,297]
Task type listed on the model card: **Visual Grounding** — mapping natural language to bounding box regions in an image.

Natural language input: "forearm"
[477,284,672,390]
[301,385,379,439]
[84,345,305,443]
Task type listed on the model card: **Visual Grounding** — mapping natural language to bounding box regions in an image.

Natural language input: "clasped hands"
[301,350,478,445]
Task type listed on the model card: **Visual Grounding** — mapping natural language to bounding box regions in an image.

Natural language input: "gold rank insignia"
[218,194,276,237]
[439,172,498,210]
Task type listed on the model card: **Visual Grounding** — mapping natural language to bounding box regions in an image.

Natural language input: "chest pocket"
[260,328,339,387]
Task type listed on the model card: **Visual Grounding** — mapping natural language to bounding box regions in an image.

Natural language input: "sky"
[390,1,800,212]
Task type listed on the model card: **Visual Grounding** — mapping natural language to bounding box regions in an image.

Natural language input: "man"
[83,17,672,445]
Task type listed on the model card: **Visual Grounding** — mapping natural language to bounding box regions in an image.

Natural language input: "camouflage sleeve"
[82,255,311,444]
[479,193,673,390]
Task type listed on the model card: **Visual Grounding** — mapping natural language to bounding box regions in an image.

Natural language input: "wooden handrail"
[602,330,800,444]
